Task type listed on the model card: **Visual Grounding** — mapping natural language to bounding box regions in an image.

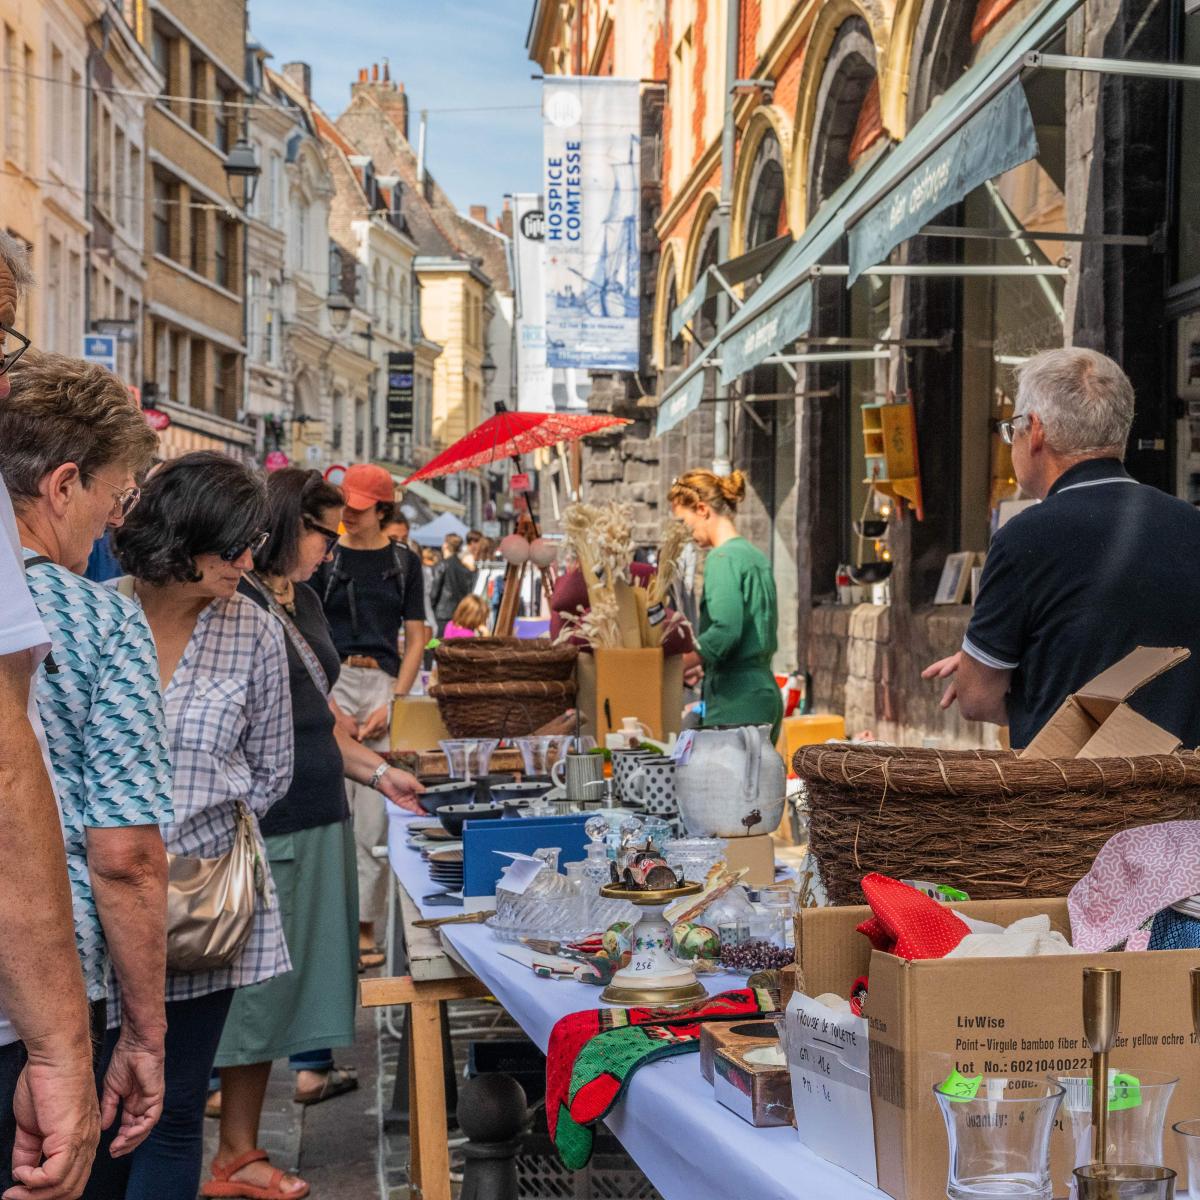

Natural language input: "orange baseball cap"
[341,463,396,510]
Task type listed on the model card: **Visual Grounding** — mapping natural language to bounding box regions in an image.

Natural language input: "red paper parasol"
[402,407,630,484]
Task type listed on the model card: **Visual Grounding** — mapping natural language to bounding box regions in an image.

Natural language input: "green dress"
[697,536,783,740]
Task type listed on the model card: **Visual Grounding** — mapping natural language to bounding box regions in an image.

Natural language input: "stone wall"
[809,602,1001,750]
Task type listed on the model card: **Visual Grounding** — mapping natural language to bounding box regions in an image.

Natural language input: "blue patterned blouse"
[24,553,174,1001]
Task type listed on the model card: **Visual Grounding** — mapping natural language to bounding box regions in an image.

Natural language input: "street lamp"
[327,291,352,336]
[223,137,261,210]
[481,352,497,390]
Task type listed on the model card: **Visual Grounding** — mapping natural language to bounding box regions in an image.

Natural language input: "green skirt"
[214,819,359,1067]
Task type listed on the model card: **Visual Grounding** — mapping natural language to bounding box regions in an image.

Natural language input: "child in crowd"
[442,593,490,639]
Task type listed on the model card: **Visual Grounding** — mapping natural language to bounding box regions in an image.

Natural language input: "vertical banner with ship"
[542,78,641,372]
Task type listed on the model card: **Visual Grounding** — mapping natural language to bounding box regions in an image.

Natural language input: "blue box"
[461,814,589,911]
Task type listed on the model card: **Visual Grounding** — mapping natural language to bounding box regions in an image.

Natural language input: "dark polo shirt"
[964,458,1200,750]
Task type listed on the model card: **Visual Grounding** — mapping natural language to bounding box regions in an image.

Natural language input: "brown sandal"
[358,946,385,971]
[200,1149,309,1199]
[293,1065,359,1106]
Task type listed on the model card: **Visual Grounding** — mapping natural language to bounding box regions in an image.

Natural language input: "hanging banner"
[543,78,641,371]
[512,191,592,412]
[386,351,415,435]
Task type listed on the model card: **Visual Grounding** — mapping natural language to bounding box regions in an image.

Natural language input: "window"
[1178,7,1200,285]
[266,281,279,365]
[112,128,126,226]
[189,206,205,275]
[45,236,62,352]
[669,25,694,191]
[5,26,26,168]
[213,352,237,418]
[386,267,395,333]
[190,57,207,134]
[247,271,259,354]
[269,152,283,226]
[67,249,82,355]
[129,146,142,236]
[214,218,231,290]
[153,175,171,257]
[69,68,83,173]
[214,87,235,153]
[151,26,170,82]
[48,45,65,168]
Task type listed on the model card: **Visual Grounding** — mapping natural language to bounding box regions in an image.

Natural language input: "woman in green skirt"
[670,468,783,742]
[202,470,424,1199]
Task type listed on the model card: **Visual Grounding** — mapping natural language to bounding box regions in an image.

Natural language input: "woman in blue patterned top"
[0,354,171,1173]
[92,453,295,1200]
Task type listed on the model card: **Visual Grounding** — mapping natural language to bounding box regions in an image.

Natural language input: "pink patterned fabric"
[1068,822,1200,952]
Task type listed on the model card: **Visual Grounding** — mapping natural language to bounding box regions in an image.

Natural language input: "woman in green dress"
[669,469,783,740]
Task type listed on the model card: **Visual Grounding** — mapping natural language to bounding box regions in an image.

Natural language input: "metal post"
[712,0,740,476]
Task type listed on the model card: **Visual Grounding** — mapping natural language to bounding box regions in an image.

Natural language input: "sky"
[247,0,543,220]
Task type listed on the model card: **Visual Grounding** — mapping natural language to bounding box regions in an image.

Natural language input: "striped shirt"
[135,590,295,1002]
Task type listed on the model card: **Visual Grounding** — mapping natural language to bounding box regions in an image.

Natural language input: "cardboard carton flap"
[1078,646,1189,705]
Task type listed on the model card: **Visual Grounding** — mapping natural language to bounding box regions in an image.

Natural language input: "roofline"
[414,256,492,287]
[526,0,551,58]
[457,211,510,245]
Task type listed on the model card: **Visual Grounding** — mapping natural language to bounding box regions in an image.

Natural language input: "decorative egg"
[602,921,633,958]
[528,537,558,568]
[671,922,720,961]
[499,534,530,565]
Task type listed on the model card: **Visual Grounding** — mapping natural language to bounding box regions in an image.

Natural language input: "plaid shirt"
[154,592,294,1002]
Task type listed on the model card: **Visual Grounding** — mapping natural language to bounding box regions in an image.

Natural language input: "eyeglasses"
[220,529,269,563]
[303,518,340,553]
[86,472,141,518]
[0,322,31,377]
[997,414,1033,445]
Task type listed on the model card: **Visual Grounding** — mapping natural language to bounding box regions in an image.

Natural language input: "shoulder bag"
[116,575,263,972]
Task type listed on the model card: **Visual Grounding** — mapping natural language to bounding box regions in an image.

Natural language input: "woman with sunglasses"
[203,469,423,1198]
[95,452,295,1200]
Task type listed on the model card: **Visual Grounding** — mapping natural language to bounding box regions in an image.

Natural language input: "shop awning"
[653,0,1084,437]
[844,0,1084,284]
[669,234,792,341]
[401,477,467,517]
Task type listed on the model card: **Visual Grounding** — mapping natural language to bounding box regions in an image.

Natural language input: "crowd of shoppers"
[0,228,424,1200]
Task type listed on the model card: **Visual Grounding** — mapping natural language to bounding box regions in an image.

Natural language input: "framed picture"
[934,551,977,605]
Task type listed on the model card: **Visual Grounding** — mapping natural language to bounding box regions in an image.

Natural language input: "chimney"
[347,60,409,139]
[470,205,488,225]
[282,61,312,98]
[372,63,379,82]
[498,198,514,238]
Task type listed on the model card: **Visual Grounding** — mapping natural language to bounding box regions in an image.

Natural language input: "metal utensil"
[412,910,495,930]
[1083,966,1122,1165]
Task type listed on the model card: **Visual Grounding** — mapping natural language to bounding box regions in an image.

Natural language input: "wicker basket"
[435,638,578,685]
[793,743,1200,904]
[428,679,576,738]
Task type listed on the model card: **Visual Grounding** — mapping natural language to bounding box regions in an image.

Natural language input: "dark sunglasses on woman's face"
[220,529,269,562]
[302,518,340,553]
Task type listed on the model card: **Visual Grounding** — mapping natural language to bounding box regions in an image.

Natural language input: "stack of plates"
[427,845,464,893]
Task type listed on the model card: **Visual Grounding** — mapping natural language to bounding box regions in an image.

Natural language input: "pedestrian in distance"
[0,354,172,1185]
[669,469,783,741]
[206,468,423,1200]
[923,347,1200,748]
[313,463,426,970]
[0,228,101,1200]
[430,532,476,635]
[442,592,491,639]
[92,453,294,1200]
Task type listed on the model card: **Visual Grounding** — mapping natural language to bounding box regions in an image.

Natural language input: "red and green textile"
[546,988,776,1169]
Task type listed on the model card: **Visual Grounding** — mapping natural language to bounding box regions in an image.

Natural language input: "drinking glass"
[934,1078,1065,1200]
[514,735,567,778]
[1172,1118,1200,1196]
[1072,1164,1176,1200]
[1052,1070,1178,1196]
[439,739,498,782]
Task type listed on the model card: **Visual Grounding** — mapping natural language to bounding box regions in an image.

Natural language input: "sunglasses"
[0,322,31,377]
[303,518,340,553]
[220,529,269,562]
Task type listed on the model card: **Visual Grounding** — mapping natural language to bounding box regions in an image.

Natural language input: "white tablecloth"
[387,810,883,1200]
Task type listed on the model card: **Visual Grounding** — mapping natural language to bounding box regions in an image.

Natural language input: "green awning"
[655,365,707,437]
[845,0,1084,284]
[669,234,792,341]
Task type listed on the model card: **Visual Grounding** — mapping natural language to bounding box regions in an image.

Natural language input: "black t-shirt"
[965,458,1200,750]
[240,579,348,836]
[314,543,426,677]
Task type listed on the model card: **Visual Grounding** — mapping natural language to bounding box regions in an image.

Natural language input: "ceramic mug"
[611,749,656,801]
[551,752,605,800]
[624,757,678,817]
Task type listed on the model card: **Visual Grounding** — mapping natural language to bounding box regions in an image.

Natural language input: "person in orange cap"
[314,464,427,969]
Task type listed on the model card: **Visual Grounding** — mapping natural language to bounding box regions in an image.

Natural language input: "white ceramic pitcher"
[675,725,786,838]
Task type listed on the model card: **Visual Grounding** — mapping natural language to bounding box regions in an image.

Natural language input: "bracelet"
[368,762,390,791]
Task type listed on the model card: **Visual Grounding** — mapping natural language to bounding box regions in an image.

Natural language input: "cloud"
[249,0,541,211]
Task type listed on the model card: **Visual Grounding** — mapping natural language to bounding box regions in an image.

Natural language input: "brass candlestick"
[1083,967,1122,1166]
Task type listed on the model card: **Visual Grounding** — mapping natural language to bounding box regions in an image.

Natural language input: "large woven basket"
[793,743,1200,904]
[435,638,578,685]
[428,679,576,738]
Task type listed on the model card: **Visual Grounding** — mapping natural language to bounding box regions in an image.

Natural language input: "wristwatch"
[368,762,390,791]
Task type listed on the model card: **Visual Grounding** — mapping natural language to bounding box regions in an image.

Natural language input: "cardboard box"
[1021,646,1188,760]
[577,647,684,741]
[723,833,775,887]
[796,898,1200,1200]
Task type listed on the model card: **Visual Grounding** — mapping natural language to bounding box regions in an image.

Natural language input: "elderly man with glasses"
[924,347,1200,750]
[0,230,104,1200]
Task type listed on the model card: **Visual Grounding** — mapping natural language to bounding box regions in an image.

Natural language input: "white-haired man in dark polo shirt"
[924,347,1200,750]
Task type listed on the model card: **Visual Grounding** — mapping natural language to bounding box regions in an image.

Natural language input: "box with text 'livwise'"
[796,898,1200,1200]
